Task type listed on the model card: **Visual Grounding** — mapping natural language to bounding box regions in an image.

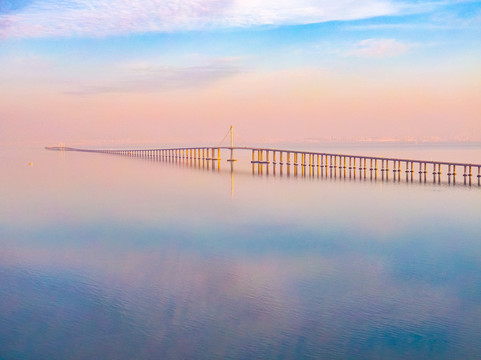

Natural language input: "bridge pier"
[301,153,305,176]
[258,149,263,175]
[310,154,313,177]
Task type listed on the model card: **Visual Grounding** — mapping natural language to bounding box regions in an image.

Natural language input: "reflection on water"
[1,145,480,359]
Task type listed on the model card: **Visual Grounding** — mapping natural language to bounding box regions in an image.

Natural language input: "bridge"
[46,126,481,186]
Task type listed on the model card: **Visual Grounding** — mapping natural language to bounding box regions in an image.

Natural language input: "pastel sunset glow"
[1,0,480,146]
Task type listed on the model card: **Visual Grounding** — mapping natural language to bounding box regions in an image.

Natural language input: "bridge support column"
[309,154,313,177]
[286,152,290,176]
[258,149,263,175]
[265,150,270,175]
[301,153,305,176]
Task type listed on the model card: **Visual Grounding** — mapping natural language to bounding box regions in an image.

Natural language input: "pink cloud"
[348,38,412,58]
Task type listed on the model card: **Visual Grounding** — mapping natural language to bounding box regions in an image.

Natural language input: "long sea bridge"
[46,145,481,187]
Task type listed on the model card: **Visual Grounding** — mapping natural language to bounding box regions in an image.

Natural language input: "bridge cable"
[217,127,232,147]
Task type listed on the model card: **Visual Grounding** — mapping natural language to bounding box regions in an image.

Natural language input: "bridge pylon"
[227,125,237,162]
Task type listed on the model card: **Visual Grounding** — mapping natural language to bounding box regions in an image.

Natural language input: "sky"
[0,0,480,146]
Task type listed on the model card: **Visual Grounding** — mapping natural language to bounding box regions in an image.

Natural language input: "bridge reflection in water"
[46,145,481,187]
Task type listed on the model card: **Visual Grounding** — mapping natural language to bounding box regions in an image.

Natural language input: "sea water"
[1,144,480,359]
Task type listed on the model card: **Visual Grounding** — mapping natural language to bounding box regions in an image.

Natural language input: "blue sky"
[0,0,480,145]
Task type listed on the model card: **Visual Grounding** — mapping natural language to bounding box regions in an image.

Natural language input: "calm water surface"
[1,144,481,359]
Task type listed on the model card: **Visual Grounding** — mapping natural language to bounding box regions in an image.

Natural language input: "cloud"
[348,38,412,58]
[65,59,243,95]
[0,0,403,39]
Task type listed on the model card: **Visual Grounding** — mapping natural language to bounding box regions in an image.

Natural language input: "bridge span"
[46,144,481,186]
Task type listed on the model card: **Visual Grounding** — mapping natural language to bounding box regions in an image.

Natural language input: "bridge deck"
[46,145,481,169]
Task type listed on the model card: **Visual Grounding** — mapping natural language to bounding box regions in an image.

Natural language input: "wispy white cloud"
[346,1,481,31]
[65,58,244,94]
[347,38,412,58]
[0,0,403,39]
